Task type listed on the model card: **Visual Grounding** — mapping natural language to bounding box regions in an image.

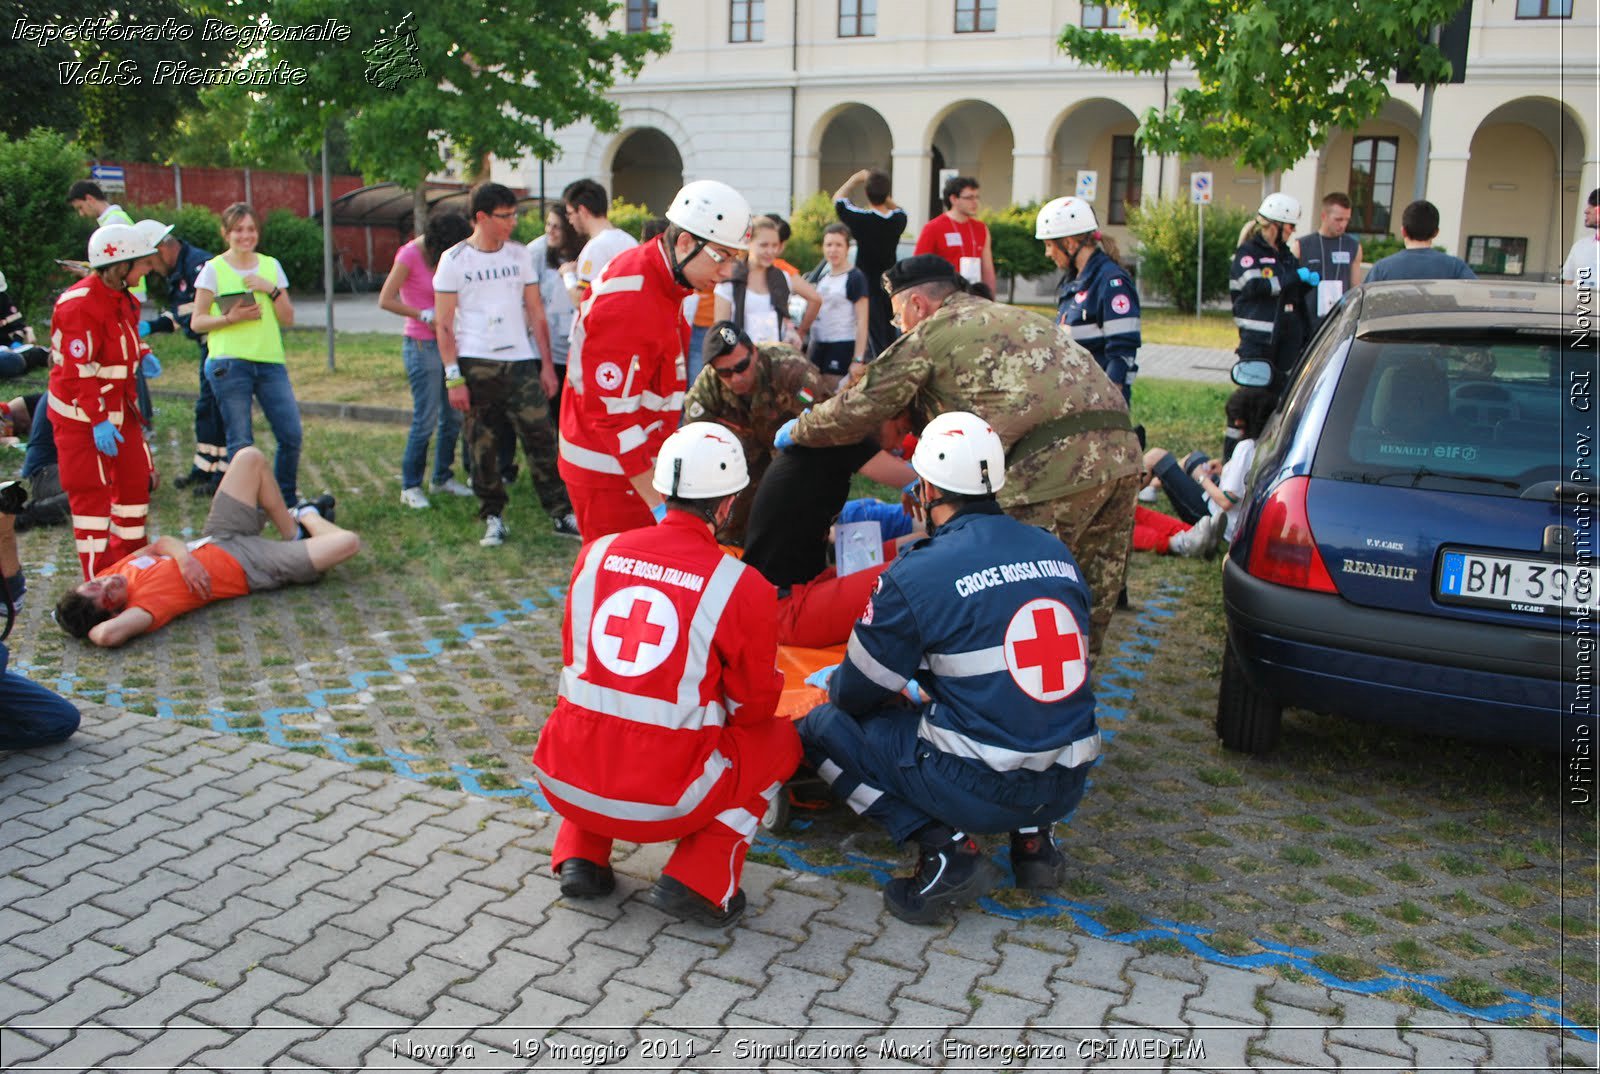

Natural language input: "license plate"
[1437,549,1599,614]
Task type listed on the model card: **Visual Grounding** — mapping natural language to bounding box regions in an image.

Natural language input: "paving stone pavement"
[1,707,1584,1073]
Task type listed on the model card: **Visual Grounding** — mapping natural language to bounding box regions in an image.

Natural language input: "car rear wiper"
[1372,468,1519,490]
[1522,480,1600,502]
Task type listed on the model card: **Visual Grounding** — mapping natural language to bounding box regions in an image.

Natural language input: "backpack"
[730,262,791,334]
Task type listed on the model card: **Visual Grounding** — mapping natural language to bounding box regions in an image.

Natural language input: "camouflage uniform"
[684,343,829,543]
[460,357,571,523]
[793,292,1140,657]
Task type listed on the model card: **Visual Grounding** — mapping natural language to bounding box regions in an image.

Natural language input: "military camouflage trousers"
[1009,472,1141,662]
[459,357,571,522]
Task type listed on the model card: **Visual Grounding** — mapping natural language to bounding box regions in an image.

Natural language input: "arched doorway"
[1048,98,1143,233]
[928,101,1014,217]
[608,128,684,215]
[1461,98,1584,278]
[816,103,894,200]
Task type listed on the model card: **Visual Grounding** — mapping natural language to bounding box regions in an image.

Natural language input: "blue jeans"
[687,325,710,389]
[0,347,26,380]
[205,358,303,504]
[401,337,462,489]
[0,643,80,750]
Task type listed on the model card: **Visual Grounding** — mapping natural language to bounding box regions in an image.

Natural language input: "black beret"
[882,254,964,296]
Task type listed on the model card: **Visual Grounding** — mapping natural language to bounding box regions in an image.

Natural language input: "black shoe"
[1116,584,1131,610]
[883,832,998,924]
[173,469,207,490]
[557,858,615,899]
[20,345,49,372]
[293,493,337,538]
[190,475,221,499]
[643,875,746,927]
[552,512,581,540]
[1010,829,1067,891]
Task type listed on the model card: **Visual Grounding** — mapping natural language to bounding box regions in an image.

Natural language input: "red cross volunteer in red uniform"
[50,224,159,579]
[534,422,801,927]
[558,180,754,540]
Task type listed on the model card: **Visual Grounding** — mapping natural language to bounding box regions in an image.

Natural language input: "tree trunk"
[413,183,427,238]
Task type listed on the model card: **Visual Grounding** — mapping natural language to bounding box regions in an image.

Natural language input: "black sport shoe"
[173,469,207,490]
[1010,829,1067,891]
[552,512,581,540]
[643,875,746,928]
[557,858,615,899]
[20,345,49,372]
[883,833,998,924]
[293,493,337,538]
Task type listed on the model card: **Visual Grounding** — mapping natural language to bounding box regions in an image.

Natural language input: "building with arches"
[500,1,1595,279]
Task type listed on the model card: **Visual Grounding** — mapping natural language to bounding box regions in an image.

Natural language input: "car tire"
[1216,641,1283,754]
[761,790,791,834]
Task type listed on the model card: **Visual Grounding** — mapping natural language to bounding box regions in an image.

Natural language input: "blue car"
[1218,280,1596,753]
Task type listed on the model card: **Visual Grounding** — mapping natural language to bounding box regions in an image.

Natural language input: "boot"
[1010,827,1067,890]
[883,826,997,924]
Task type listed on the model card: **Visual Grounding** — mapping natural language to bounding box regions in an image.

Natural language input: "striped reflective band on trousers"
[917,717,1102,773]
[1068,317,1141,341]
[534,752,733,823]
[1233,317,1276,334]
[817,758,883,814]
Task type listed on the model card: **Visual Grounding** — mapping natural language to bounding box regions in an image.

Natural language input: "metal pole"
[322,130,336,372]
[1196,202,1204,317]
[1413,24,1441,202]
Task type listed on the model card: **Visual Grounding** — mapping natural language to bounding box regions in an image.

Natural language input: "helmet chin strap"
[670,235,710,289]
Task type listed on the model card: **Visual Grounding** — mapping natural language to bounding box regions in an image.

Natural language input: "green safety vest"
[204,255,285,364]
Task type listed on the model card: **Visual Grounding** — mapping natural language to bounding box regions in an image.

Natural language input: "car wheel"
[761,790,791,834]
[1216,641,1283,755]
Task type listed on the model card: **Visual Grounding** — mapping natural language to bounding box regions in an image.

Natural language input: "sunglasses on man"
[714,355,753,378]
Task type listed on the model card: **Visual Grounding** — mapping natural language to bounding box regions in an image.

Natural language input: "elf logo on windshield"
[1432,444,1478,462]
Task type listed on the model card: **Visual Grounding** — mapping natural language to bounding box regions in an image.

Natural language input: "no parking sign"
[1190,172,1213,205]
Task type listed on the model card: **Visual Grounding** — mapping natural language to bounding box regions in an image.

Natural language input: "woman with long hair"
[380,210,475,508]
[191,203,303,505]
[1229,194,1313,392]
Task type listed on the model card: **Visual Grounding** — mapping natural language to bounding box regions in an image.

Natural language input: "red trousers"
[568,478,655,543]
[551,717,801,907]
[1133,505,1191,555]
[775,560,891,649]
[57,422,152,579]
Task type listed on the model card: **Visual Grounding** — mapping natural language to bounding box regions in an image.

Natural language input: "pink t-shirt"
[395,240,437,341]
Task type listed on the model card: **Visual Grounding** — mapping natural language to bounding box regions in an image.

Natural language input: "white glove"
[419,309,435,325]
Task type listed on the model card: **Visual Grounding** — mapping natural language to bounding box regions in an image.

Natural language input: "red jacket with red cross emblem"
[48,274,146,430]
[533,512,785,835]
[557,238,690,487]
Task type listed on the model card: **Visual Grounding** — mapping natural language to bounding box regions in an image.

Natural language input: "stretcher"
[766,642,846,832]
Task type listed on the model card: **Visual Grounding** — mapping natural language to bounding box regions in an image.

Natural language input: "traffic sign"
[90,164,126,193]
[1190,172,1213,205]
[1075,170,1098,202]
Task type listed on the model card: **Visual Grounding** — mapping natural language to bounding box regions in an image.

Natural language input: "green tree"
[242,1,671,233]
[1058,0,1463,176]
[4,0,241,161]
[984,203,1055,301]
[1129,199,1252,313]
[0,130,88,319]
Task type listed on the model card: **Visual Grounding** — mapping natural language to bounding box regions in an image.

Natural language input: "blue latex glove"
[902,479,920,497]
[773,409,809,452]
[651,502,667,523]
[1296,266,1320,287]
[140,353,162,378]
[92,420,123,457]
[138,320,152,338]
[805,664,839,690]
[904,679,924,705]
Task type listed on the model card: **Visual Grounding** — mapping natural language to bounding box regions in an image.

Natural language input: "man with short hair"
[799,412,1103,923]
[52,446,355,648]
[134,219,226,492]
[558,179,754,540]
[776,255,1140,659]
[1363,200,1477,282]
[1562,189,1600,289]
[834,168,908,356]
[434,183,577,547]
[913,176,996,294]
[68,180,144,301]
[534,422,801,928]
[560,178,638,309]
[1295,192,1364,336]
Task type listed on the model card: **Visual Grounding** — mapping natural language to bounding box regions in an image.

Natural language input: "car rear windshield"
[1313,331,1595,498]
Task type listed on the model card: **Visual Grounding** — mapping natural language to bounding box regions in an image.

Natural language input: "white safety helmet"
[1035,196,1099,240]
[134,218,175,247]
[653,421,750,499]
[87,224,157,269]
[911,411,1007,496]
[1257,192,1302,227]
[665,179,753,250]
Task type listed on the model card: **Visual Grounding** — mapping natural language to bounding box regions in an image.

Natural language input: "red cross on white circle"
[590,585,679,677]
[1003,598,1087,702]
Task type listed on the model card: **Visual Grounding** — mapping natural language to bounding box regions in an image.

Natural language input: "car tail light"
[1246,476,1338,593]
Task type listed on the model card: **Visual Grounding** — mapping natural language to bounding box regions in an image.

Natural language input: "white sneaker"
[1169,513,1223,559]
[1137,484,1159,503]
[553,512,582,540]
[480,515,508,547]
[400,486,431,510]
[431,477,474,497]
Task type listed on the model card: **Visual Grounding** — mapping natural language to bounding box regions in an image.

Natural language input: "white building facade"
[499,0,1598,279]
